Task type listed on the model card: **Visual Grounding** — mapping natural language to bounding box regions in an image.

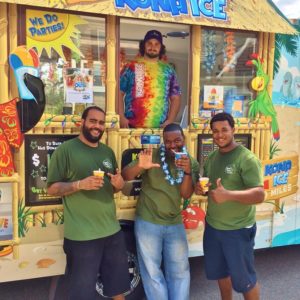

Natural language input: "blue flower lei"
[159,144,187,186]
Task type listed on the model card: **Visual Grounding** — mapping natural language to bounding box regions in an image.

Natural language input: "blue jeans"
[134,217,190,300]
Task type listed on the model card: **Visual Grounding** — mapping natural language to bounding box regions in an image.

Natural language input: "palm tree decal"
[273,23,300,77]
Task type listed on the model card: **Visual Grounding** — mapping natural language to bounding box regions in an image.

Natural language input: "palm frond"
[265,200,285,214]
[35,215,47,227]
[269,139,281,159]
[273,31,300,77]
[273,40,281,77]
[53,210,64,225]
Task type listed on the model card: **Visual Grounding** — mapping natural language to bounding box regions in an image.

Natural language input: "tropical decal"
[0,99,23,176]
[246,53,280,140]
[9,46,39,100]
[272,21,300,108]
[0,46,46,177]
[26,10,86,61]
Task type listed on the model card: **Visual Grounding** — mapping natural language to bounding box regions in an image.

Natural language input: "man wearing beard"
[47,106,130,300]
[119,30,181,128]
[122,123,199,300]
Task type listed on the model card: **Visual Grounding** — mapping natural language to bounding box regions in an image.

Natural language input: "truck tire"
[96,222,145,300]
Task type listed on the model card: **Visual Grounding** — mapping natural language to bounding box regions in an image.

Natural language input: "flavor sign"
[26,10,86,61]
[262,154,299,200]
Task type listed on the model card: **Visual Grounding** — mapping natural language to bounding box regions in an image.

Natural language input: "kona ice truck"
[0,0,299,299]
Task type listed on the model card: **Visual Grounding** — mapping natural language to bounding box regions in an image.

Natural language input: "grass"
[18,200,34,238]
[35,215,47,227]
[53,210,64,225]
[265,200,285,214]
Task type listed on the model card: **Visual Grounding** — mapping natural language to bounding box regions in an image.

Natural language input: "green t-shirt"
[204,145,263,230]
[47,138,120,241]
[130,148,199,225]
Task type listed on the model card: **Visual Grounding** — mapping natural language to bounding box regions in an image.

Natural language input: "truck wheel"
[96,227,145,300]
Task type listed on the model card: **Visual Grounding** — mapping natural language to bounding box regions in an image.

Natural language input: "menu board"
[197,134,252,175]
[25,134,77,206]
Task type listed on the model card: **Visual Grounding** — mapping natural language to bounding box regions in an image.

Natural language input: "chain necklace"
[159,144,187,186]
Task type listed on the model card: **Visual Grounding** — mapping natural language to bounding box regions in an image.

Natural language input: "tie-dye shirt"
[120,57,181,128]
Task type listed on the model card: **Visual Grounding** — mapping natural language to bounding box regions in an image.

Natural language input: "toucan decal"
[0,47,45,176]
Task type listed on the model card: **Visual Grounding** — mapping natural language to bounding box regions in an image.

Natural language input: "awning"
[1,0,297,34]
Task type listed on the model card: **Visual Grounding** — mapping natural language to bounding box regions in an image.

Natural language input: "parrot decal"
[246,53,280,140]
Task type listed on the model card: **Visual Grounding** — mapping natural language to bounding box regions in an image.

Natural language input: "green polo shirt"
[47,138,120,241]
[204,145,263,230]
[129,148,199,225]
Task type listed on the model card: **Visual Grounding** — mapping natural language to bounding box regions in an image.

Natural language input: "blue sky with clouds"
[272,0,300,19]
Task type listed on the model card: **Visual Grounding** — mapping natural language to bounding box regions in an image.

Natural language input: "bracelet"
[77,180,81,190]
[184,172,191,176]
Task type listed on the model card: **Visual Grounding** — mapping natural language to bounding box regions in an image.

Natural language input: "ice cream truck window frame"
[199,28,258,119]
[119,18,191,124]
[18,6,107,116]
[18,6,261,126]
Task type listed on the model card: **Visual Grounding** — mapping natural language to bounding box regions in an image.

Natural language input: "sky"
[272,0,300,19]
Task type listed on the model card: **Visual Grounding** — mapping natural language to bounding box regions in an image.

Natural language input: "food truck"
[0,0,299,298]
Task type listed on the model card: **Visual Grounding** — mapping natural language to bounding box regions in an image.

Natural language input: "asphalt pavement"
[0,245,300,300]
[190,244,300,300]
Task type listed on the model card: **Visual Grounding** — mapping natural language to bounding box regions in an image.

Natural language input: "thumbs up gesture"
[210,178,229,204]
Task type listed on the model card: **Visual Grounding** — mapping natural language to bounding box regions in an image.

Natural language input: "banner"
[26,9,86,61]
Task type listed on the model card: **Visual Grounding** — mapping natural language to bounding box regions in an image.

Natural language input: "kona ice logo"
[115,0,227,19]
[264,160,292,187]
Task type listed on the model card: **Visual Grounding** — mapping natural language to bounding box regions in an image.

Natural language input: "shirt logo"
[103,159,113,170]
[225,164,236,175]
[135,63,145,98]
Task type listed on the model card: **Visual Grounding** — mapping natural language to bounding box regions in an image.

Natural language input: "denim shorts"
[203,222,257,293]
[64,230,130,299]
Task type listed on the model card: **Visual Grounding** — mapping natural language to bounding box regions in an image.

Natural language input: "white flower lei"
[159,144,187,186]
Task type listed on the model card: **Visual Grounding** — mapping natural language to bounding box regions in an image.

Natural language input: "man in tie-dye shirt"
[119,30,181,128]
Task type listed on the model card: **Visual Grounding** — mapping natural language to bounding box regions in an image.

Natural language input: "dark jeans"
[63,230,130,300]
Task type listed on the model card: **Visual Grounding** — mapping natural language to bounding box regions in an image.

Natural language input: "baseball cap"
[144,30,163,44]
